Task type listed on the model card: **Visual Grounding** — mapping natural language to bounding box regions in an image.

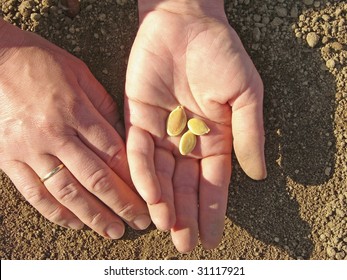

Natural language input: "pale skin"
[0,19,151,239]
[0,0,266,253]
[126,0,266,252]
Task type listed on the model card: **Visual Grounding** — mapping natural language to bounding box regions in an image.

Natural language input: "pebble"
[319,234,326,241]
[322,36,329,44]
[303,0,314,5]
[253,14,261,22]
[98,13,106,21]
[290,6,299,18]
[322,14,330,22]
[331,42,344,51]
[262,16,270,25]
[326,246,336,257]
[324,167,332,176]
[116,0,127,5]
[335,209,345,218]
[275,6,288,18]
[73,46,81,53]
[274,237,280,243]
[252,27,261,42]
[271,17,283,27]
[326,59,336,69]
[314,1,321,8]
[30,12,41,22]
[306,32,320,48]
[335,252,345,260]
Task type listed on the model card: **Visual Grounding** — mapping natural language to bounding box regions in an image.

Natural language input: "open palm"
[125,10,266,252]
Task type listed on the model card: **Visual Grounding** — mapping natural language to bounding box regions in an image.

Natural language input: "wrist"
[138,0,226,21]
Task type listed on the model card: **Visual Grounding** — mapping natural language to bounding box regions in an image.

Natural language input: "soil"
[1,0,346,260]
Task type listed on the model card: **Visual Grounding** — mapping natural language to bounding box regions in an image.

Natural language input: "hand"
[0,20,151,239]
[125,1,266,252]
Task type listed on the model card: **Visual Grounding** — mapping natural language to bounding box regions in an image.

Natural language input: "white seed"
[166,105,187,136]
[179,131,197,155]
[187,118,210,135]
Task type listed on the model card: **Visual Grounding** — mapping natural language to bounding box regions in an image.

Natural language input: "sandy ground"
[1,0,346,260]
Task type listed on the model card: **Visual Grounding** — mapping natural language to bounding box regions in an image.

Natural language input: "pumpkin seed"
[179,131,197,155]
[166,105,187,136]
[187,118,210,135]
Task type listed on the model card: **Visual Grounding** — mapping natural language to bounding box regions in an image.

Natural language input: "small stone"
[73,46,81,53]
[262,16,270,25]
[252,27,261,42]
[303,0,314,5]
[325,167,332,176]
[274,237,280,243]
[98,13,106,21]
[336,209,345,218]
[335,252,345,260]
[275,6,288,17]
[322,14,330,21]
[314,1,320,8]
[18,0,34,18]
[290,6,299,18]
[271,17,283,27]
[102,69,109,75]
[322,36,329,44]
[253,14,261,22]
[116,0,127,5]
[331,42,344,51]
[30,12,41,22]
[306,32,320,48]
[326,59,336,69]
[327,246,336,257]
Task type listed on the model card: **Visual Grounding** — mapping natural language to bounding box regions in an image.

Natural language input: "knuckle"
[86,168,112,194]
[45,206,66,224]
[99,93,118,115]
[115,201,136,220]
[106,144,126,171]
[22,184,46,205]
[89,212,104,228]
[55,182,80,203]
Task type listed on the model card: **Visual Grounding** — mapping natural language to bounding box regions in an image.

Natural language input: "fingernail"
[133,214,151,230]
[68,219,84,230]
[106,223,124,239]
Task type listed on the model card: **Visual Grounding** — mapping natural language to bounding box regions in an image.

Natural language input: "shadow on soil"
[227,0,336,259]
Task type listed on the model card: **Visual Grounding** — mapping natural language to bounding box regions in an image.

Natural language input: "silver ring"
[40,164,65,183]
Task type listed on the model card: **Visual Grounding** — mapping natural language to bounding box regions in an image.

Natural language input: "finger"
[76,104,132,188]
[147,148,175,231]
[232,81,267,180]
[1,160,84,230]
[199,154,231,249]
[127,125,161,204]
[171,158,199,253]
[36,157,126,239]
[54,138,151,231]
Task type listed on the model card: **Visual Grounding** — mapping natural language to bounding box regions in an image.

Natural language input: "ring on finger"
[40,163,65,183]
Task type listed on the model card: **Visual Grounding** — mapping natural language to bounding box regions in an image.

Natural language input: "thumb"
[231,76,267,180]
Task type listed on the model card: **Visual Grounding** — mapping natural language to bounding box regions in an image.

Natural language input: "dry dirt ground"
[1,0,346,260]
